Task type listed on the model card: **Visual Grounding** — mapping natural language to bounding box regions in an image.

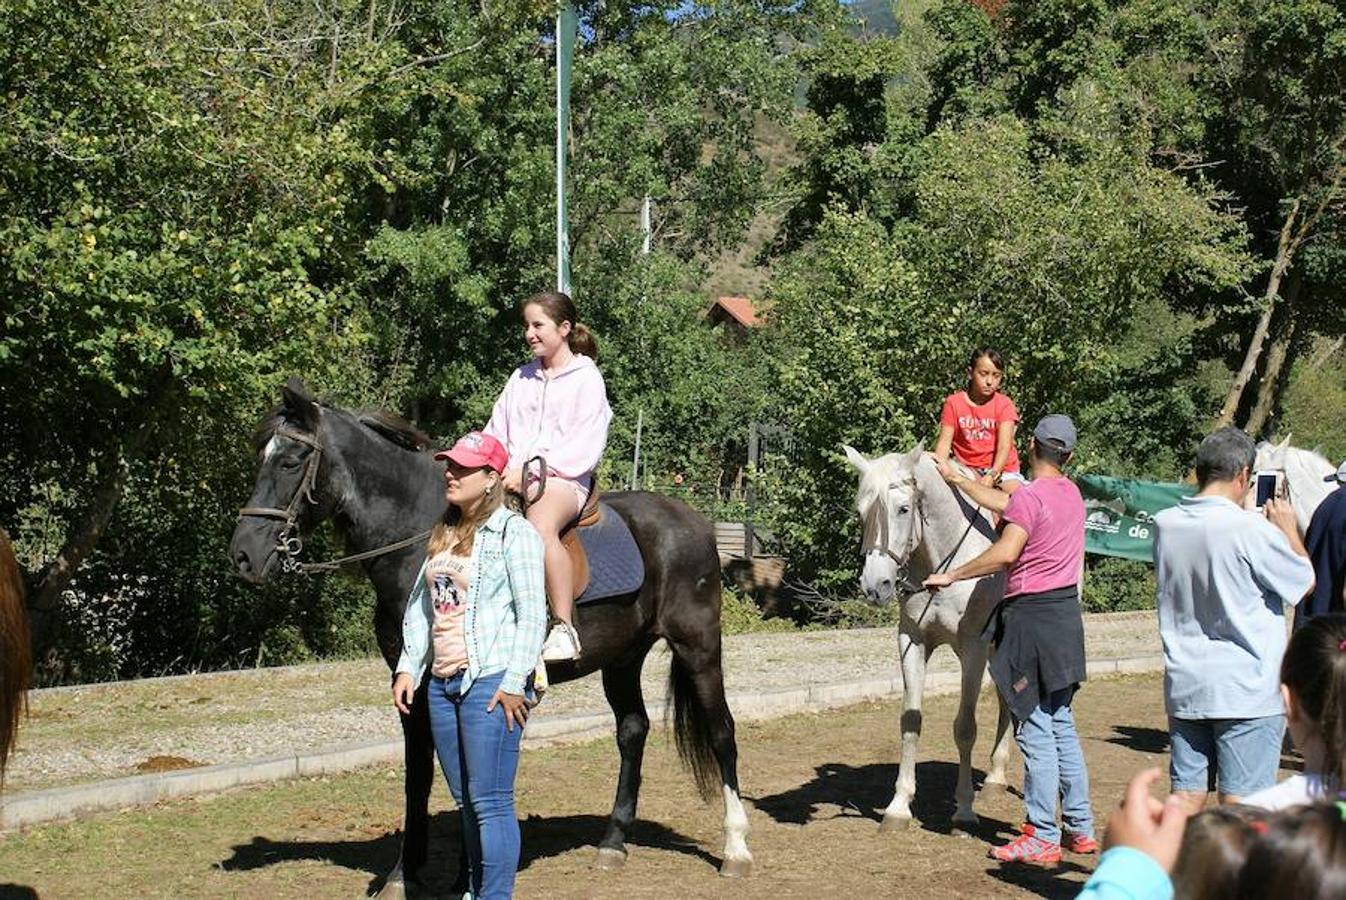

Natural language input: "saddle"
[558,486,645,604]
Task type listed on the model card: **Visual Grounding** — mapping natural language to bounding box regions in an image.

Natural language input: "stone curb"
[1,654,1163,830]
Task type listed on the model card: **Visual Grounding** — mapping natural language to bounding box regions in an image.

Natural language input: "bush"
[1082,557,1156,614]
[719,588,797,636]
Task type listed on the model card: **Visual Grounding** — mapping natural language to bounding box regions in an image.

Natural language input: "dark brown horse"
[0,528,31,787]
[229,380,752,897]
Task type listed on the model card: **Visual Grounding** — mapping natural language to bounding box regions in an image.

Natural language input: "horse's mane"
[250,402,431,455]
[1257,440,1335,479]
[854,448,951,513]
[0,528,31,786]
[353,409,431,452]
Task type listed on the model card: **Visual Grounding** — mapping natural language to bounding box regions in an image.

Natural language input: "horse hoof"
[594,847,628,871]
[980,780,1009,796]
[372,877,407,900]
[879,814,912,833]
[720,856,754,878]
[952,814,980,834]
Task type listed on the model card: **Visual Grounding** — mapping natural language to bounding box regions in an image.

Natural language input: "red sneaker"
[1018,822,1097,854]
[1063,832,1099,854]
[988,833,1062,865]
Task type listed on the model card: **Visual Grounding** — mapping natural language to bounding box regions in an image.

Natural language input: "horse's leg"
[985,692,1013,789]
[666,636,754,878]
[880,627,928,831]
[951,638,988,827]
[594,656,651,871]
[377,678,437,900]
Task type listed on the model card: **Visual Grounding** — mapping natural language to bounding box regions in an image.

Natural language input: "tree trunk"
[1244,309,1298,438]
[1215,200,1301,429]
[26,454,129,662]
[1244,269,1304,436]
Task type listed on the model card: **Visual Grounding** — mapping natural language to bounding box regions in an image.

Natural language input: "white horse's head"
[1254,436,1337,532]
[844,443,925,606]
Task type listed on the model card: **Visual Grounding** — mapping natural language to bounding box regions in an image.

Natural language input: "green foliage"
[1280,345,1346,465]
[719,588,796,635]
[0,0,809,680]
[1082,558,1156,614]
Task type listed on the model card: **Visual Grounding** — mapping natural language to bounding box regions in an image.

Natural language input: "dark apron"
[982,585,1087,722]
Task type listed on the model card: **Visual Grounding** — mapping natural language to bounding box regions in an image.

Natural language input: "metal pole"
[640,195,652,254]
[556,3,577,295]
[745,421,758,556]
[631,409,643,491]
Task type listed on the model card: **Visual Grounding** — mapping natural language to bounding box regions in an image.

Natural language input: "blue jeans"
[1169,715,1284,796]
[1014,687,1094,845]
[428,670,523,900]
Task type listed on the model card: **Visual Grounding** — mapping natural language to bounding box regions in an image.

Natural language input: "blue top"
[1077,847,1173,900]
[1153,495,1314,719]
[397,506,548,696]
[1301,486,1346,622]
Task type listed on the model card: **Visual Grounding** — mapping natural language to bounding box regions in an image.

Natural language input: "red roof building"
[706,296,763,337]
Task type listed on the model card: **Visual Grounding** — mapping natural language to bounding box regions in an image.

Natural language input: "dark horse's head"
[229,378,434,583]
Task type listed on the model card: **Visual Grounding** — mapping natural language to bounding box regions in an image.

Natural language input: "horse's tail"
[0,528,31,786]
[667,647,725,801]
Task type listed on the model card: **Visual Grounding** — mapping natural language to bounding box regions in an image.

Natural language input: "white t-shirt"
[1244,773,1335,811]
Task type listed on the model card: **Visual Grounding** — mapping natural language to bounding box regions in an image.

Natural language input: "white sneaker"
[541,622,582,661]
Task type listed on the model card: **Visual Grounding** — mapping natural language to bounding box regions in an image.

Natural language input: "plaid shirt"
[397,506,547,696]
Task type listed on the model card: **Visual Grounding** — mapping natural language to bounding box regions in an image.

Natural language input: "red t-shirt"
[939,391,1021,472]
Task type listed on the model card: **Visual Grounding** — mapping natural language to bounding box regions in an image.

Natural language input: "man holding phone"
[1153,427,1315,811]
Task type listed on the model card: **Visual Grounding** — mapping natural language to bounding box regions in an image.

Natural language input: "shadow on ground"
[218,811,716,895]
[0,886,38,900]
[751,760,1017,842]
[1105,725,1168,754]
[987,859,1096,900]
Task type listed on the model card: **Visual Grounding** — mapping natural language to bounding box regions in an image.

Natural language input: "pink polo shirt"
[1001,475,1085,599]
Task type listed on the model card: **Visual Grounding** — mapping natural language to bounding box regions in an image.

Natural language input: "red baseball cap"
[434,431,508,474]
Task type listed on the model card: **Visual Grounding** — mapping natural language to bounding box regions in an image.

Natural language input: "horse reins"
[237,425,430,575]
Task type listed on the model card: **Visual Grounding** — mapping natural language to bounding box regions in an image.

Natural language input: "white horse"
[844,443,1013,829]
[1254,437,1337,531]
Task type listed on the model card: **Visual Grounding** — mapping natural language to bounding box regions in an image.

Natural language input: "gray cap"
[1328,460,1346,484]
[1034,414,1077,452]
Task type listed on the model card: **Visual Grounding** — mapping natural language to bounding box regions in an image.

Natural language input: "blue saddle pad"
[575,503,645,604]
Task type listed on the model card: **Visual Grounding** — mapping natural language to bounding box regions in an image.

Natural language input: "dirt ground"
[8,613,1160,793]
[1,671,1247,900]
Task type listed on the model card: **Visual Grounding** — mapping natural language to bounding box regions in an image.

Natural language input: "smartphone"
[1254,471,1279,508]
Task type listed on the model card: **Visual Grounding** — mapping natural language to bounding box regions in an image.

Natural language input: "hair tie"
[1338,639,1346,652]
[1250,819,1269,835]
[1337,801,1346,822]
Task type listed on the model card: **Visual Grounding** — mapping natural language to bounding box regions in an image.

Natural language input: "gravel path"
[6,612,1159,794]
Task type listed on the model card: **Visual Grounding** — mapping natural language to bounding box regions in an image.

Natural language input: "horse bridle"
[861,480,927,595]
[861,476,982,597]
[237,425,430,575]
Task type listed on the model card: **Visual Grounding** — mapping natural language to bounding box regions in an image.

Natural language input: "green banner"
[1075,475,1194,562]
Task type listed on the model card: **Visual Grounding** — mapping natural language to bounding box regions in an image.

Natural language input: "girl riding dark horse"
[229,379,752,896]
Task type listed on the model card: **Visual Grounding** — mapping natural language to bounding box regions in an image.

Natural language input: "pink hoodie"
[483,354,612,483]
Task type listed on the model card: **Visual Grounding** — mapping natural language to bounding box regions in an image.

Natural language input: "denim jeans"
[1169,714,1284,796]
[428,670,523,900]
[1014,686,1094,845]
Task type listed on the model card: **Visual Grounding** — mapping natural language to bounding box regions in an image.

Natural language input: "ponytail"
[1282,614,1346,784]
[569,322,598,360]
[519,291,599,361]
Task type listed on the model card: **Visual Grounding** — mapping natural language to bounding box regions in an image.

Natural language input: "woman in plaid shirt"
[392,431,548,900]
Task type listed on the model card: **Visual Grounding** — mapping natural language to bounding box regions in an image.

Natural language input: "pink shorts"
[550,474,591,516]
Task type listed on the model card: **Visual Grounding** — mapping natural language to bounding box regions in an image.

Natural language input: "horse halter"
[861,480,926,595]
[238,426,325,574]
